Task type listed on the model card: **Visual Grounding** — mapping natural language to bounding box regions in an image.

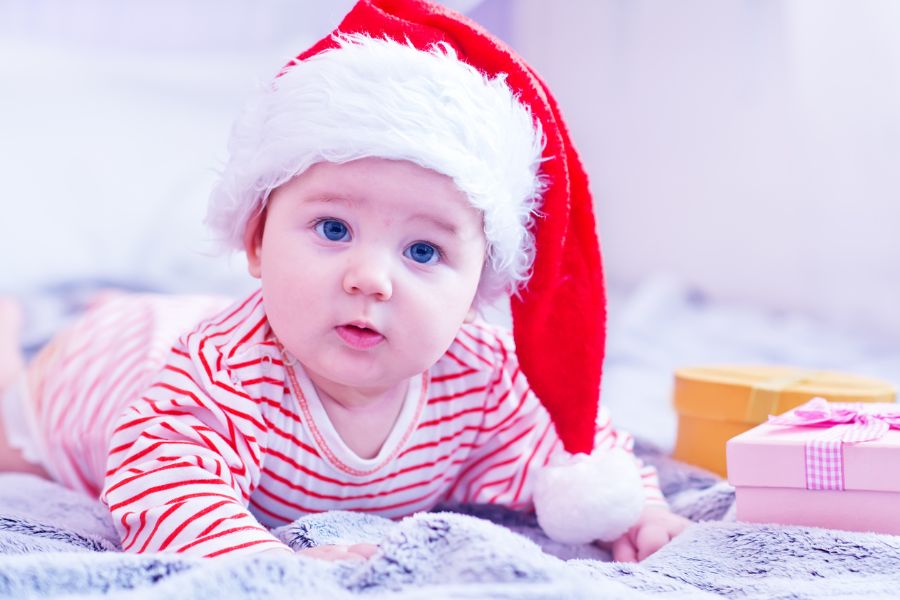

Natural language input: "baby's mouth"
[335,322,385,350]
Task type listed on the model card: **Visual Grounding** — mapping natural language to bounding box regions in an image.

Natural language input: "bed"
[1,443,899,599]
[3,280,899,599]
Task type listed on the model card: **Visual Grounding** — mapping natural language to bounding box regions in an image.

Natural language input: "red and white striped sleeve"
[592,405,666,506]
[443,330,665,509]
[101,327,290,558]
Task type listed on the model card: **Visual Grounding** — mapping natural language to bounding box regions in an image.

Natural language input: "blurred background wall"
[509,0,900,338]
[1,0,898,338]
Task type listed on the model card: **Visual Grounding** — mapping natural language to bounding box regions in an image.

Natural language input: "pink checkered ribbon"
[768,397,900,491]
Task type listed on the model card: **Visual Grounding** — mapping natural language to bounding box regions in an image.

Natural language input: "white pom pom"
[533,448,645,544]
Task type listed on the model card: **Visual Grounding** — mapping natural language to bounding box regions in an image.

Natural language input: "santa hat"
[208,0,644,543]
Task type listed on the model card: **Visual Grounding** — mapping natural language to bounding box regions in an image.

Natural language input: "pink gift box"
[726,399,900,535]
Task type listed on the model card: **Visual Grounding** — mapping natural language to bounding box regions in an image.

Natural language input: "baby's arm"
[102,335,290,558]
[444,329,686,560]
[443,341,663,508]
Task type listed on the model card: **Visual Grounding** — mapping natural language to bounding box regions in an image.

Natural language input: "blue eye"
[405,242,440,265]
[315,219,350,242]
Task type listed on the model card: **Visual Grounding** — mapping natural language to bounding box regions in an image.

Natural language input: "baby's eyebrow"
[306,193,358,206]
[306,194,463,237]
[407,213,460,237]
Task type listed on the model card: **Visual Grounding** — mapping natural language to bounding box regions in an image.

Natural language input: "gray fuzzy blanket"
[0,447,898,599]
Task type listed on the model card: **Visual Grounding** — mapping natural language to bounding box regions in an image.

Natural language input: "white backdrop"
[2,0,899,340]
[511,0,900,339]
[0,0,483,298]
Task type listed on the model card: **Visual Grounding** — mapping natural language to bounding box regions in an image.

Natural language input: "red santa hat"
[208,0,645,543]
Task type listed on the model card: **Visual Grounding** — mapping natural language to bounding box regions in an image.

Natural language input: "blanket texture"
[0,446,898,599]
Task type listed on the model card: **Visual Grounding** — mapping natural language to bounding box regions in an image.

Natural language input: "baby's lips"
[343,320,382,336]
[335,323,386,350]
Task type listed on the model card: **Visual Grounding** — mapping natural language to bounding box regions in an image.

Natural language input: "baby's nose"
[342,255,393,301]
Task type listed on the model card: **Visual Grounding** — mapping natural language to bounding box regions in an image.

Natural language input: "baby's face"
[245,158,486,394]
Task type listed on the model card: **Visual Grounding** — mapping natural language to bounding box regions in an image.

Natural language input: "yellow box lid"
[673,365,896,424]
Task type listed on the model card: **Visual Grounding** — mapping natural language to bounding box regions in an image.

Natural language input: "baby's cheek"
[412,317,465,369]
[271,310,303,340]
[260,279,318,345]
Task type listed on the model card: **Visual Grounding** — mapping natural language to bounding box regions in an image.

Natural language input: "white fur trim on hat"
[533,448,646,544]
[206,34,546,302]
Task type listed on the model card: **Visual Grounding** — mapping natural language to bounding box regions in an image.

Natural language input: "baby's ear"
[243,208,267,279]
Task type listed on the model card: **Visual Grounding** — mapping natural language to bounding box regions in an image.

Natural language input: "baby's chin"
[303,357,425,395]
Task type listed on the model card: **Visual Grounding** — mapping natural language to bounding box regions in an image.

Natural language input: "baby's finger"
[611,535,638,563]
[296,546,334,560]
[634,526,670,562]
[297,545,365,561]
[667,516,691,538]
[348,543,379,559]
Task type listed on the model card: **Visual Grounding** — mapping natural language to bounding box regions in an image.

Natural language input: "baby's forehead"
[277,158,486,237]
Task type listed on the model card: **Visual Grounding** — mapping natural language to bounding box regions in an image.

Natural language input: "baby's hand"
[296,543,379,561]
[609,505,690,562]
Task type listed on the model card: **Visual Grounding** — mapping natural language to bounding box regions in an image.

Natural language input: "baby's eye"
[405,242,440,265]
[315,219,350,242]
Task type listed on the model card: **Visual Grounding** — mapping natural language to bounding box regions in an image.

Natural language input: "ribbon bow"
[767,397,900,490]
[769,397,900,443]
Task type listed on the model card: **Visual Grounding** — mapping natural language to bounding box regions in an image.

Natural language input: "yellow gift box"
[672,366,896,477]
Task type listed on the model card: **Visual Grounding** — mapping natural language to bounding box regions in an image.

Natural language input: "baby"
[0,0,688,561]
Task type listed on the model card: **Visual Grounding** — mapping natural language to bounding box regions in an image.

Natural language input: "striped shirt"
[27,290,663,558]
